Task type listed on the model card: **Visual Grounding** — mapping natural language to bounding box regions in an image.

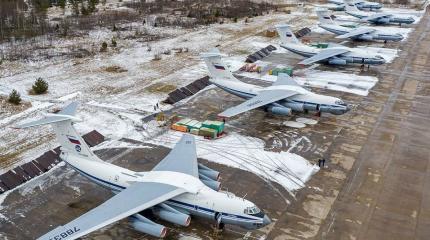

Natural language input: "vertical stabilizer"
[200,49,239,82]
[275,25,300,45]
[316,9,336,25]
[15,102,100,160]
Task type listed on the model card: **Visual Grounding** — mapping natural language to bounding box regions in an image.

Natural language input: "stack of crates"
[199,127,217,139]
[269,67,293,76]
[202,120,225,135]
[171,123,188,132]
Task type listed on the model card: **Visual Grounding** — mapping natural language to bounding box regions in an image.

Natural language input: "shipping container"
[202,120,224,133]
[199,127,217,139]
[176,118,192,126]
[171,123,188,132]
[190,128,200,135]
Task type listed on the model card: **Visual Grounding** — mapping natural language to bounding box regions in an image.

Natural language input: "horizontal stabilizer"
[14,115,75,129]
[273,73,300,87]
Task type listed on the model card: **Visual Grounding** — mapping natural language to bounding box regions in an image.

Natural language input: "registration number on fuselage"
[49,227,80,240]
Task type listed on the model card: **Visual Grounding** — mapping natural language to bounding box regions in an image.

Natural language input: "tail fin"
[15,102,98,160]
[344,0,359,12]
[200,49,239,82]
[316,9,336,25]
[275,25,300,45]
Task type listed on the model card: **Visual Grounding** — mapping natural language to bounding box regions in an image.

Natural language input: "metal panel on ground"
[13,166,31,182]
[179,87,194,97]
[0,171,22,189]
[34,151,59,171]
[82,130,105,147]
[22,162,43,177]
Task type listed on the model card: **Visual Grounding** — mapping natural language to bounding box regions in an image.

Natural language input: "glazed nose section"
[263,215,271,226]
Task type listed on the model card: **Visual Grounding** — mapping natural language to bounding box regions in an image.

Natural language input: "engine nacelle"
[303,103,318,111]
[201,178,221,191]
[328,58,347,65]
[268,106,292,116]
[152,204,191,226]
[357,34,373,41]
[198,163,220,181]
[342,56,354,63]
[376,17,390,24]
[130,214,167,238]
[284,102,304,112]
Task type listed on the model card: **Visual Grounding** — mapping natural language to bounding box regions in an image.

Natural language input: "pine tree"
[32,77,49,94]
[8,89,21,105]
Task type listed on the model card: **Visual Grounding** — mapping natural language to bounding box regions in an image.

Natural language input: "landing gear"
[217,222,225,230]
[315,111,321,118]
[384,40,387,44]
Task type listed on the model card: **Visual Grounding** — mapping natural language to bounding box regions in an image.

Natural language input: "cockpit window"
[335,100,344,105]
[244,206,261,215]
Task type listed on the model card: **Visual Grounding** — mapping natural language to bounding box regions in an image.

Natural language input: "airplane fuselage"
[280,43,386,65]
[61,151,269,230]
[213,79,350,115]
[318,24,404,42]
[346,11,415,25]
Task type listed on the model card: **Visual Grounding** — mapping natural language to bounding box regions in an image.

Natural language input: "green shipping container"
[202,120,224,133]
[185,120,201,130]
[176,118,192,126]
[190,128,200,135]
[199,127,217,138]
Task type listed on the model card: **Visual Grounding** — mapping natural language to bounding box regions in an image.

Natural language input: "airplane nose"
[346,104,353,112]
[263,215,271,226]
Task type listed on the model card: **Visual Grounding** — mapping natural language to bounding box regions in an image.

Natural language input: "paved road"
[319,7,430,240]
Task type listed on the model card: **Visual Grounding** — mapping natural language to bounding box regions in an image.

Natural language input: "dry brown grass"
[103,65,128,73]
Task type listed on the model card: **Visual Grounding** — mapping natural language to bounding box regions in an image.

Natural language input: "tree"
[8,89,21,105]
[32,77,49,94]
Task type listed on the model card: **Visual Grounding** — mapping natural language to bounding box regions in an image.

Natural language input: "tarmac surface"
[1,6,430,240]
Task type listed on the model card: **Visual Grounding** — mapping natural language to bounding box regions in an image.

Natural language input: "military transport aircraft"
[316,9,404,42]
[328,0,382,11]
[201,50,351,118]
[275,24,386,66]
[15,102,271,240]
[344,1,415,25]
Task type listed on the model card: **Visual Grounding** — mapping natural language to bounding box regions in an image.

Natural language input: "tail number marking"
[50,226,80,240]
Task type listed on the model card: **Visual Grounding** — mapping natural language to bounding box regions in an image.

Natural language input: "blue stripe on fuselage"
[65,162,261,223]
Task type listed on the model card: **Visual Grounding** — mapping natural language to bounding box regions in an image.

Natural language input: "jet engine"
[303,103,318,111]
[268,106,292,116]
[376,18,390,24]
[199,173,221,191]
[130,214,167,238]
[198,163,221,191]
[284,102,304,112]
[357,34,373,41]
[198,163,220,181]
[328,58,347,65]
[152,204,191,226]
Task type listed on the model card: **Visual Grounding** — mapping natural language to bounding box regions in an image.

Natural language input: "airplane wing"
[298,48,350,65]
[38,182,186,240]
[219,89,298,118]
[363,13,392,21]
[336,28,375,39]
[152,134,199,178]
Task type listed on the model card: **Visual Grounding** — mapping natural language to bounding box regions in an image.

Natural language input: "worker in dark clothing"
[223,118,226,124]
[318,159,322,167]
[322,158,326,167]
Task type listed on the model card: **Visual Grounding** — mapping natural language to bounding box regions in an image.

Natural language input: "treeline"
[0,0,100,42]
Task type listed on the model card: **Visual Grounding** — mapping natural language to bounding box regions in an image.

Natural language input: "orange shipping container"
[171,124,188,132]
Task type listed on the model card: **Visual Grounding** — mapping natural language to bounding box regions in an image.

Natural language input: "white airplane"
[275,24,386,66]
[201,50,351,118]
[344,1,415,25]
[316,9,404,42]
[329,0,382,10]
[15,102,271,240]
